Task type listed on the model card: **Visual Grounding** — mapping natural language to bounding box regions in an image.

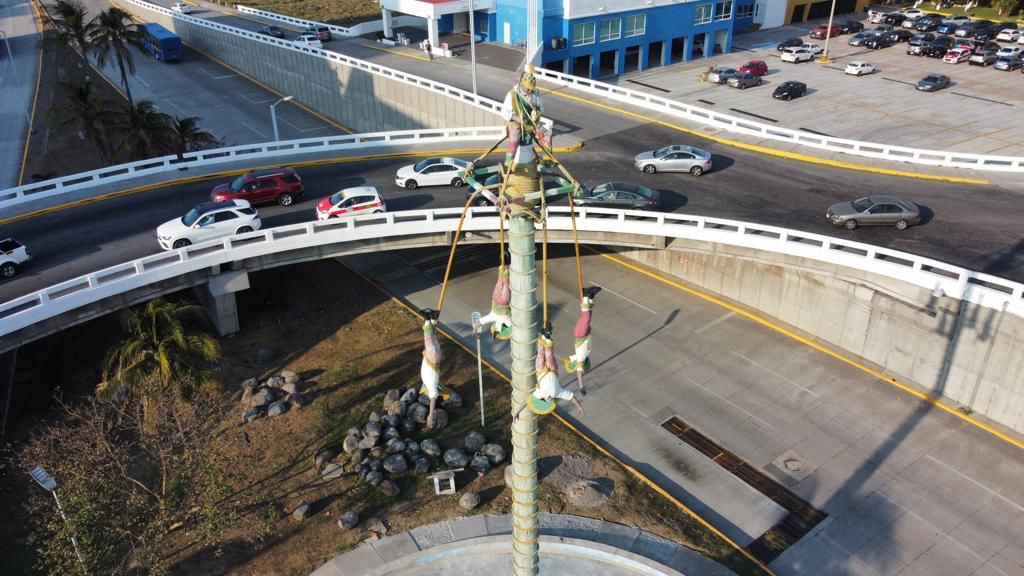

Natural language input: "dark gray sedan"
[916,73,950,91]
[573,182,660,211]
[826,196,921,230]
[633,145,713,175]
[726,72,762,90]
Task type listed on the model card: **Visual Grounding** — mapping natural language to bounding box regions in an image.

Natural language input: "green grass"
[919,3,1024,23]
[248,0,382,26]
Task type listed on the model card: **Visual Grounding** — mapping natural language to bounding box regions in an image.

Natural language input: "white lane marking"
[626,402,651,420]
[235,90,274,105]
[687,376,776,430]
[163,98,187,115]
[591,283,656,315]
[134,74,151,88]
[693,310,737,335]
[729,351,821,397]
[924,455,1024,513]
[199,66,237,80]
[242,123,267,139]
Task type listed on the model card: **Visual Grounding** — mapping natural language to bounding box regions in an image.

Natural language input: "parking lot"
[616,14,1024,157]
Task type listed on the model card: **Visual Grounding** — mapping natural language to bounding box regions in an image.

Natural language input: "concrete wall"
[617,242,1024,435]
[123,6,500,132]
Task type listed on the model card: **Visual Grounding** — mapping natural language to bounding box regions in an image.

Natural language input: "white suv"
[0,238,31,279]
[293,34,323,49]
[781,48,814,63]
[157,199,261,250]
[171,2,192,14]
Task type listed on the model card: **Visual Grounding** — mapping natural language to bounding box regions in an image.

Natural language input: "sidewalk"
[0,0,41,188]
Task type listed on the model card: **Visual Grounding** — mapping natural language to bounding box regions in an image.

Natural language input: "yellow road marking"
[539,87,990,185]
[595,249,1024,452]
[182,0,199,6]
[0,143,582,226]
[344,264,774,575]
[362,41,430,62]
[18,0,46,186]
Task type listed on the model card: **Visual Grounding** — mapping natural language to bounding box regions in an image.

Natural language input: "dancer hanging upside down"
[513,323,585,420]
[473,266,512,340]
[419,308,446,429]
[564,286,602,396]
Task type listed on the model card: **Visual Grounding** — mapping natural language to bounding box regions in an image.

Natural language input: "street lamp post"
[819,0,838,64]
[270,95,293,142]
[29,466,88,574]
[468,0,478,95]
[1,31,33,125]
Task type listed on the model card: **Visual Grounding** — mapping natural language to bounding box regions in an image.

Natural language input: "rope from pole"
[435,190,479,316]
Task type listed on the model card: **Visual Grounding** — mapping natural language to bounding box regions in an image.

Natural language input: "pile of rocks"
[240,370,307,423]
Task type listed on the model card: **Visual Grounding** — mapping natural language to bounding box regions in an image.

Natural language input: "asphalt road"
[3,121,1023,304]
[0,0,40,188]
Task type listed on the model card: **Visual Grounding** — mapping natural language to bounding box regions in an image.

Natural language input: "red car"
[738,60,768,76]
[211,167,304,206]
[810,23,841,39]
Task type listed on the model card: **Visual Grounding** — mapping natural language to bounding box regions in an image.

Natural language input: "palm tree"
[90,7,138,106]
[100,299,220,422]
[168,116,222,162]
[46,0,95,59]
[116,99,173,160]
[58,80,120,161]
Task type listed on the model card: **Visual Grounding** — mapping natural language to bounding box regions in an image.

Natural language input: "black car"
[882,13,907,26]
[864,34,895,49]
[973,26,999,42]
[776,37,803,51]
[916,73,950,92]
[257,25,285,38]
[906,32,935,55]
[923,36,954,58]
[573,182,660,211]
[914,18,940,32]
[772,81,806,101]
[839,20,864,34]
[889,29,914,43]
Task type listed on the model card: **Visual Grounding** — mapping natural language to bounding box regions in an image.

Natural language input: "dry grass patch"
[247,0,382,26]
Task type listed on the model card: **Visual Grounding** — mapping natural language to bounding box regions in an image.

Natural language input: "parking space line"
[693,310,736,335]
[198,66,237,80]
[729,108,777,123]
[242,123,267,139]
[626,79,670,93]
[163,98,187,115]
[235,90,274,105]
[924,455,1024,513]
[133,74,151,88]
[881,77,916,87]
[951,92,1013,107]
[591,283,657,315]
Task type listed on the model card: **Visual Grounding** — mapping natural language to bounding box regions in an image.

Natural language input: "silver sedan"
[633,145,713,176]
[826,195,922,230]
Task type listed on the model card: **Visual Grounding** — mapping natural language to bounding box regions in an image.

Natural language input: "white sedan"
[157,199,261,250]
[293,34,323,49]
[801,43,824,55]
[844,61,876,76]
[996,29,1022,42]
[781,48,814,63]
[171,2,192,14]
[395,157,471,190]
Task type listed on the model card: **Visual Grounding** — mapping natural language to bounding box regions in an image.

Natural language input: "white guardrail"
[533,67,1024,173]
[0,127,505,214]
[3,207,1023,340]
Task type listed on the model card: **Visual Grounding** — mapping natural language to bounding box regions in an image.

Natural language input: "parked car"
[900,8,924,20]
[633,145,712,175]
[997,46,1023,58]
[889,29,915,42]
[864,34,895,49]
[955,21,991,38]
[839,20,864,34]
[810,23,841,39]
[994,56,1022,71]
[901,16,922,29]
[969,49,998,66]
[907,32,935,55]
[882,13,908,26]
[941,15,971,26]
[293,34,323,49]
[826,196,921,230]
[943,47,971,63]
[916,73,950,91]
[776,37,803,51]
[157,200,261,250]
[868,9,889,24]
[973,25,999,42]
[573,182,660,211]
[257,25,285,38]
[316,187,386,220]
[923,36,954,58]
[844,61,876,76]
[997,28,1023,42]
[303,25,332,42]
[772,80,807,101]
[395,157,471,189]
[848,32,873,46]
[0,238,31,279]
[727,72,763,89]
[801,43,824,55]
[738,60,768,76]
[936,21,959,35]
[914,16,943,32]
[211,168,304,206]
[707,66,739,84]
[171,2,191,14]
[781,47,814,63]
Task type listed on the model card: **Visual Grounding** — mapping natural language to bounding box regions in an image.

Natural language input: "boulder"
[266,375,285,389]
[383,454,408,474]
[382,414,401,428]
[355,463,368,476]
[363,420,382,439]
[470,452,492,475]
[369,447,386,460]
[240,388,254,405]
[347,427,362,437]
[443,448,469,468]
[383,388,401,408]
[281,381,298,395]
[418,394,432,407]
[321,463,344,480]
[405,440,420,455]
[383,426,401,441]
[365,470,383,486]
[357,435,379,450]
[249,387,274,408]
[287,392,306,409]
[386,401,406,417]
[280,369,299,384]
[459,491,480,511]
[481,444,506,465]
[314,449,336,468]
[400,418,418,436]
[292,502,311,521]
[367,458,383,471]
[429,408,448,430]
[267,400,288,417]
[379,479,400,497]
[366,517,388,536]
[255,348,275,365]
[242,408,263,423]
[343,434,362,454]
[413,456,432,475]
[241,377,259,392]
[386,439,407,454]
[421,439,442,457]
[408,403,429,424]
[442,390,463,409]
[464,431,486,453]
[368,410,383,423]
[349,449,367,467]
[400,388,418,404]
[339,511,359,530]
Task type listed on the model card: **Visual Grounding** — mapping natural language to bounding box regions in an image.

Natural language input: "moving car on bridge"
[316,187,386,220]
[0,238,31,279]
[826,196,921,230]
[395,157,471,190]
[572,182,660,211]
[633,145,712,175]
[157,200,262,250]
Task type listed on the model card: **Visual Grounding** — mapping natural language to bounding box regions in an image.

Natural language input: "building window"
[714,1,733,20]
[736,3,755,18]
[625,14,646,37]
[479,16,488,36]
[599,18,621,42]
[572,21,595,46]
[694,4,712,25]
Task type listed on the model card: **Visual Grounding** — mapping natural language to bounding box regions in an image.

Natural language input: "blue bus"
[139,23,183,62]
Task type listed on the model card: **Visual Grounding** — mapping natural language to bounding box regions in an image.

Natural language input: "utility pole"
[468,0,478,95]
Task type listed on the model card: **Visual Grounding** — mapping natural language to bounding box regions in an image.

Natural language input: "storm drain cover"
[772,450,814,482]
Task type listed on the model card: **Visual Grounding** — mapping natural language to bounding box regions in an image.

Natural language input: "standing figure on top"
[419,308,445,428]
[513,323,585,420]
[473,266,512,340]
[501,64,549,169]
[564,286,602,396]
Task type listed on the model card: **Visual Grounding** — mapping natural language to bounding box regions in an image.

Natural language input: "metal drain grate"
[661,416,827,563]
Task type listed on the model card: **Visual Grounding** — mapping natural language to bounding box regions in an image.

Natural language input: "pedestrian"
[425,40,433,60]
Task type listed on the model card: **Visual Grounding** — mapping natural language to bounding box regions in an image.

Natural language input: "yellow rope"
[435,191,479,315]
[541,174,549,325]
[568,183,584,300]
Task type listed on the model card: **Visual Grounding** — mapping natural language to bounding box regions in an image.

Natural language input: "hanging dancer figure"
[564,286,602,396]
[473,266,512,340]
[419,308,446,429]
[501,64,550,169]
[513,323,584,420]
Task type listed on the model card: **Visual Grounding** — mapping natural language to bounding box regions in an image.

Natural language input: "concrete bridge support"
[195,269,250,336]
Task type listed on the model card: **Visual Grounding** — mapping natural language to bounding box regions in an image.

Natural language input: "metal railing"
[533,68,1024,172]
[3,207,1022,340]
